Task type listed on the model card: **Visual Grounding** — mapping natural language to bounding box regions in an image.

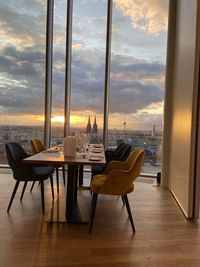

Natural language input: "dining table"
[23,143,106,224]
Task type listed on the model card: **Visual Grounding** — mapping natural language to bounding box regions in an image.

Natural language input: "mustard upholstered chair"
[30,138,66,194]
[89,148,144,233]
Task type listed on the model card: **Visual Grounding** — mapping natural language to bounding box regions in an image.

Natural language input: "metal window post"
[103,0,113,148]
[44,0,54,147]
[64,0,73,137]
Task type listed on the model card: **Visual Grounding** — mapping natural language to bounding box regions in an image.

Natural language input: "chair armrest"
[98,171,134,195]
[109,169,129,177]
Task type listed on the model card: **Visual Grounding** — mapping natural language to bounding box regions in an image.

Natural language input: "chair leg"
[30,181,36,192]
[20,181,28,201]
[50,175,54,200]
[123,194,135,233]
[56,168,59,194]
[7,181,20,213]
[62,166,66,186]
[121,195,125,205]
[89,193,98,233]
[40,180,45,214]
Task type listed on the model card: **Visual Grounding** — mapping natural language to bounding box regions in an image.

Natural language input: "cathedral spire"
[92,115,98,133]
[86,115,91,133]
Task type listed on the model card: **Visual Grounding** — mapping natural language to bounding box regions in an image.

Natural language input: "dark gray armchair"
[5,142,54,214]
[91,143,132,178]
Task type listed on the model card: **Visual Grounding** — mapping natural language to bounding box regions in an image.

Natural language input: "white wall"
[168,0,199,217]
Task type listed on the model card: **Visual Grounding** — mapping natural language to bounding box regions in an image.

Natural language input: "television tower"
[123,121,126,132]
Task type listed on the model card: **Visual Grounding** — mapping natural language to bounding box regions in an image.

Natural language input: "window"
[108,0,169,174]
[0,0,46,163]
[70,0,106,143]
[0,0,169,175]
[51,0,67,145]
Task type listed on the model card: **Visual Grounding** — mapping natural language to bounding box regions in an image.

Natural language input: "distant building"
[4,132,9,141]
[152,124,156,137]
[92,115,98,133]
[86,115,92,133]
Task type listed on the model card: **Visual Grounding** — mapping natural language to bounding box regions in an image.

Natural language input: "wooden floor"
[0,169,200,267]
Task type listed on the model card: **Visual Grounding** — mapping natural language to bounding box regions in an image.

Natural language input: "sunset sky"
[0,0,169,131]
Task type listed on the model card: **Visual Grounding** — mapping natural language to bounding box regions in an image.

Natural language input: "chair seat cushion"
[33,166,54,180]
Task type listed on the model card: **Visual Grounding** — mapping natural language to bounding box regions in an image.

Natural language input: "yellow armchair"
[103,148,143,174]
[89,148,144,233]
[30,138,45,154]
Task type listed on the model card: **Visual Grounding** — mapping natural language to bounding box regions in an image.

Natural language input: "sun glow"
[51,116,64,123]
[51,115,86,125]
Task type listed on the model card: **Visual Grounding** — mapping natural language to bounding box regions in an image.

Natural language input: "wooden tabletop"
[23,144,106,166]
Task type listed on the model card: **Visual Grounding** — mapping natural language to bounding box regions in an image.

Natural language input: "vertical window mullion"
[44,0,54,147]
[64,0,73,137]
[103,0,113,148]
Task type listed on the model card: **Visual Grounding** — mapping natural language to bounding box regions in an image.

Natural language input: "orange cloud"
[137,101,164,115]
[114,0,169,35]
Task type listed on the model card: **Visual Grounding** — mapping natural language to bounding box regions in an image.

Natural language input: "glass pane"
[109,0,169,174]
[70,0,106,143]
[0,0,47,163]
[51,0,67,146]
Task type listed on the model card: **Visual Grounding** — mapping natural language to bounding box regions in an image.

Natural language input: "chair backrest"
[115,143,127,156]
[119,144,131,161]
[127,149,144,182]
[105,143,128,162]
[30,139,37,154]
[125,148,143,169]
[114,142,125,153]
[4,142,34,180]
[30,138,45,154]
[5,142,28,167]
[100,149,144,195]
[105,142,124,156]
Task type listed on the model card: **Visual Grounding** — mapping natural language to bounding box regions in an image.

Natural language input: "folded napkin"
[63,136,77,158]
[93,148,103,153]
[89,156,101,161]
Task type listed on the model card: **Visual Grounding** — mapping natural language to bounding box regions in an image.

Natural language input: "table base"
[44,190,92,224]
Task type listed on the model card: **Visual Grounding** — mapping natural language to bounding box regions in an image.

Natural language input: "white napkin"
[63,136,77,158]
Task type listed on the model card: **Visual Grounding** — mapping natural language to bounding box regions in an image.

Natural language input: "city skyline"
[0,116,162,132]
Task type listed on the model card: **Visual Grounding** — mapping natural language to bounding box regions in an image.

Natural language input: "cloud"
[0,45,46,116]
[69,50,165,115]
[0,44,165,118]
[0,1,46,50]
[0,46,45,77]
[114,0,169,35]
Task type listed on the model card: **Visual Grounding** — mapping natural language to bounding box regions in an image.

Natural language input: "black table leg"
[66,164,91,224]
[66,165,77,222]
